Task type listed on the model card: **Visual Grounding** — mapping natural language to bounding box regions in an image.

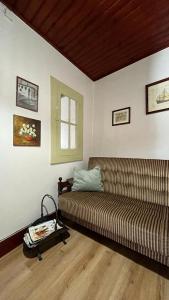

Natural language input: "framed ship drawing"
[146,77,169,114]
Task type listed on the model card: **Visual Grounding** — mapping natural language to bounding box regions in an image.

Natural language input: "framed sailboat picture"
[16,76,39,112]
[146,77,169,114]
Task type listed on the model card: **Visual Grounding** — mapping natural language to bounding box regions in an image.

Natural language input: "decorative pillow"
[72,166,103,192]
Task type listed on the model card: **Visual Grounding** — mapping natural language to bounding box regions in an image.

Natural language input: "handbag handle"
[41,194,58,224]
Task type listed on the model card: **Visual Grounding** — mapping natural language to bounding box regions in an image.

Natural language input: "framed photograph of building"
[112,107,130,126]
[13,115,41,146]
[146,77,169,114]
[16,76,39,112]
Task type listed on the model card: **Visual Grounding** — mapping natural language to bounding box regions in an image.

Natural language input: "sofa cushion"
[59,191,169,256]
[72,166,103,192]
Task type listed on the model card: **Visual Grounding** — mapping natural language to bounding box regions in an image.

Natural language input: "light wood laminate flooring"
[0,228,169,300]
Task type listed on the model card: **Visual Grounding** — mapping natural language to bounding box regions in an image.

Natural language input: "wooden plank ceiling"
[2,0,169,81]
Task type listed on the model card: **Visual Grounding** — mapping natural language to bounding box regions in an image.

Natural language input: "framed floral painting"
[13,115,41,146]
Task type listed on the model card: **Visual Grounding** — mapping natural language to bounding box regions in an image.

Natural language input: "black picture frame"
[112,107,131,126]
[146,77,169,115]
[16,76,39,112]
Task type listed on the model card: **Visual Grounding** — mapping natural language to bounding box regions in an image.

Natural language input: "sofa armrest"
[58,177,73,195]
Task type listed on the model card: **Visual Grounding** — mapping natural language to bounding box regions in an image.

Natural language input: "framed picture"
[13,115,41,146]
[146,77,169,114]
[16,76,39,112]
[112,107,130,126]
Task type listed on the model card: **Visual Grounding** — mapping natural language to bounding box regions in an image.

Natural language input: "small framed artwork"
[112,107,130,126]
[13,115,41,146]
[146,77,169,114]
[16,76,39,112]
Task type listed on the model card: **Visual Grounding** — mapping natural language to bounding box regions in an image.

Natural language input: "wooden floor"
[0,228,169,300]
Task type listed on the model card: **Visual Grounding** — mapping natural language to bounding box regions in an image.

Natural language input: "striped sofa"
[58,157,169,266]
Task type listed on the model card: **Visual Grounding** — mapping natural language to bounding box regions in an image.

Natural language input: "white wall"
[93,48,169,159]
[0,10,93,240]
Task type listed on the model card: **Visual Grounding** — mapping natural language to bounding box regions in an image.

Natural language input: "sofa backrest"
[89,157,169,207]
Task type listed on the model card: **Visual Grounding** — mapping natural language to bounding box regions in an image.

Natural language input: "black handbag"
[23,194,70,260]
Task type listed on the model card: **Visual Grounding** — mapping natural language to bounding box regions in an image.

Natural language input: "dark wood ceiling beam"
[47,0,89,40]
[60,0,142,53]
[68,6,169,65]
[29,0,47,22]
[13,0,30,15]
[92,40,169,80]
[48,0,119,49]
[48,0,113,44]
[83,40,169,78]
[22,0,45,22]
[88,34,169,79]
[75,21,169,72]
[40,0,73,35]
[81,28,169,75]
[61,16,141,62]
[62,0,168,58]
[64,2,169,63]
[3,0,16,7]
[32,0,60,28]
[53,0,126,49]
[51,0,107,45]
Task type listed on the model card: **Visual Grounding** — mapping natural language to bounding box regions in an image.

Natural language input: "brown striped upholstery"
[59,157,169,266]
[89,157,169,207]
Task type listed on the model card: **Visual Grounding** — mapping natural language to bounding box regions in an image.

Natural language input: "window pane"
[70,99,76,124]
[61,122,69,149]
[70,125,76,149]
[61,95,69,122]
